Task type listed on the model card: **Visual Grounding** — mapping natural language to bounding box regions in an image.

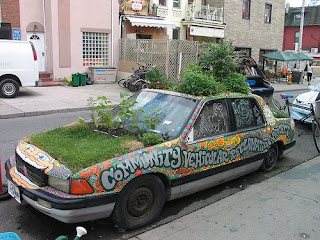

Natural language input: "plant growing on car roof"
[198,40,249,94]
[176,64,225,96]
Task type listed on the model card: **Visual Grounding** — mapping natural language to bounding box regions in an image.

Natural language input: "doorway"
[27,33,46,72]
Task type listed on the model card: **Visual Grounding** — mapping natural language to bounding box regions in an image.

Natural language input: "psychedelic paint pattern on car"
[6,90,295,229]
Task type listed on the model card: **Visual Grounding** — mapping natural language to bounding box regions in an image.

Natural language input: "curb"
[0,107,90,119]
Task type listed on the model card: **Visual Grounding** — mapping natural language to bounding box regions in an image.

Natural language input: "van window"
[193,99,230,140]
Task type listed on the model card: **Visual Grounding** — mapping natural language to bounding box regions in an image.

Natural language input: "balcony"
[185,4,224,23]
[121,0,159,16]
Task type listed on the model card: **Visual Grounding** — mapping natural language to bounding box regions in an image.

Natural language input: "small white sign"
[8,180,21,204]
[132,1,143,11]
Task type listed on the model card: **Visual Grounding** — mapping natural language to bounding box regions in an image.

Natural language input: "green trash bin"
[72,73,80,87]
[79,73,87,86]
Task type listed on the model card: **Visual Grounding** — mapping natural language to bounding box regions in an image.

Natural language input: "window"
[230,98,264,130]
[82,32,108,67]
[159,0,166,7]
[173,28,180,40]
[242,0,250,20]
[295,31,300,43]
[265,3,272,23]
[293,13,301,24]
[173,0,180,8]
[235,47,251,57]
[193,100,230,140]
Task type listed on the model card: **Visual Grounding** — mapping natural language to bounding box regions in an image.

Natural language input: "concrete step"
[37,81,65,87]
[39,73,51,79]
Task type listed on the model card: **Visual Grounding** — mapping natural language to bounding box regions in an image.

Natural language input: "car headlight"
[48,176,70,193]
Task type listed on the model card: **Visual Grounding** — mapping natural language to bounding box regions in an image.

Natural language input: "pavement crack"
[269,187,319,203]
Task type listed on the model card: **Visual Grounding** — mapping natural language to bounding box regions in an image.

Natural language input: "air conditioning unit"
[311,48,318,53]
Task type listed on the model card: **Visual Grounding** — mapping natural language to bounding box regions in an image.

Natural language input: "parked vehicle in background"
[0,40,39,98]
[237,55,274,106]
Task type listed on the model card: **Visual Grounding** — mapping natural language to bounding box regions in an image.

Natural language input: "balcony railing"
[185,4,223,23]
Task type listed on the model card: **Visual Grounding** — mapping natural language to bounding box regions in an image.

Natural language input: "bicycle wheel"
[271,97,282,110]
[118,79,127,88]
[312,119,320,153]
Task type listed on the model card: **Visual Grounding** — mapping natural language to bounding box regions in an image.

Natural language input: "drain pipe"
[42,0,47,72]
[111,0,114,66]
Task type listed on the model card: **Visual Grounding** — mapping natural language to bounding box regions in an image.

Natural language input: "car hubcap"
[2,83,15,96]
[127,187,154,218]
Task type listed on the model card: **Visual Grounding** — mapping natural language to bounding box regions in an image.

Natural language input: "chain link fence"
[119,39,200,79]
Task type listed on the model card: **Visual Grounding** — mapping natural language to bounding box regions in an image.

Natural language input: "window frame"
[242,0,251,20]
[159,0,167,7]
[264,3,272,23]
[294,31,300,43]
[191,99,232,142]
[82,31,108,67]
[227,97,266,133]
[173,0,180,9]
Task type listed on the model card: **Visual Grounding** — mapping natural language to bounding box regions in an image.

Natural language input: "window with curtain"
[265,3,272,23]
[242,0,251,20]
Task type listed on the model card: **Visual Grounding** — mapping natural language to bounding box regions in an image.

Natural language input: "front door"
[27,33,46,72]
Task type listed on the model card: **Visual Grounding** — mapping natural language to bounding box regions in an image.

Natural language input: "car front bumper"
[5,159,117,223]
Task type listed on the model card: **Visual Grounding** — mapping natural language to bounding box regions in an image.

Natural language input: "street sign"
[12,29,21,41]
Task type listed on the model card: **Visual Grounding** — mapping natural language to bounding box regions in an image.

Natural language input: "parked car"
[6,90,295,230]
[0,40,39,98]
[291,84,320,123]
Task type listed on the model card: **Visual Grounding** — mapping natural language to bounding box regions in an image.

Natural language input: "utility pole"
[299,0,306,53]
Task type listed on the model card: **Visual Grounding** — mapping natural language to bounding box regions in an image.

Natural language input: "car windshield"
[116,91,198,139]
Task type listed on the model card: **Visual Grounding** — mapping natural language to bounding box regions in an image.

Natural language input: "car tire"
[0,78,19,98]
[260,144,278,172]
[112,174,165,230]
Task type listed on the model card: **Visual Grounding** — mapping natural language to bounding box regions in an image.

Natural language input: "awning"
[126,16,176,28]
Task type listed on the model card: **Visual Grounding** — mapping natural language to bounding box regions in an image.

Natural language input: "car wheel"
[112,175,165,230]
[260,144,278,172]
[0,78,19,98]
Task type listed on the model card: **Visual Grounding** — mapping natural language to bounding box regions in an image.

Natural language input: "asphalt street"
[0,91,319,239]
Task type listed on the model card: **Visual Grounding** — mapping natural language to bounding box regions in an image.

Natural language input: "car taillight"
[33,50,38,61]
[30,42,37,61]
[71,179,94,195]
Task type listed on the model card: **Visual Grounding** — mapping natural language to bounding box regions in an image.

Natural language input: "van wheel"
[112,175,165,230]
[0,79,19,98]
[260,144,278,172]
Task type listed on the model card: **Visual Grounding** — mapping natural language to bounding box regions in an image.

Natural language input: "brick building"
[223,0,285,67]
[0,0,20,39]
[283,5,320,53]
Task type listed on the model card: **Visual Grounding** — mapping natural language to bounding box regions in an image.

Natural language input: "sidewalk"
[0,77,319,119]
[0,84,129,119]
[130,156,320,240]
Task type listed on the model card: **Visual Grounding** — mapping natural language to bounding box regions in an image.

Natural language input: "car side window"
[193,100,230,140]
[230,98,264,130]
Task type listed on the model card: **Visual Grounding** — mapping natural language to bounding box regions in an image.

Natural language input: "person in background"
[307,63,313,86]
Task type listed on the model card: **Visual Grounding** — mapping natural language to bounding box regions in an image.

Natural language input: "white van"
[0,40,39,98]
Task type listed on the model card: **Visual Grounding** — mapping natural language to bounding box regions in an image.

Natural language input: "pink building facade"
[18,0,119,80]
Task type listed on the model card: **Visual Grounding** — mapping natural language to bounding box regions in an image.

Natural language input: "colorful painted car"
[5,89,296,230]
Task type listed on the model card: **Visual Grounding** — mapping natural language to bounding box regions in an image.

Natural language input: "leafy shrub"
[146,68,173,89]
[223,72,249,94]
[271,109,289,118]
[176,64,225,96]
[199,40,239,81]
[140,132,165,146]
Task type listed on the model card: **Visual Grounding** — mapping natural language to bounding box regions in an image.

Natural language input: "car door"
[227,97,267,177]
[179,97,266,196]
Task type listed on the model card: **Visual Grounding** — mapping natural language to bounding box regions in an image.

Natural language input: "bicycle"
[278,93,320,153]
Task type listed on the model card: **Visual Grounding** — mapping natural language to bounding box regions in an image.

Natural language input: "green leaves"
[176,40,249,95]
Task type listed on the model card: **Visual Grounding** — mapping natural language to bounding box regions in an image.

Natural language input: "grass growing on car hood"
[28,123,139,173]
